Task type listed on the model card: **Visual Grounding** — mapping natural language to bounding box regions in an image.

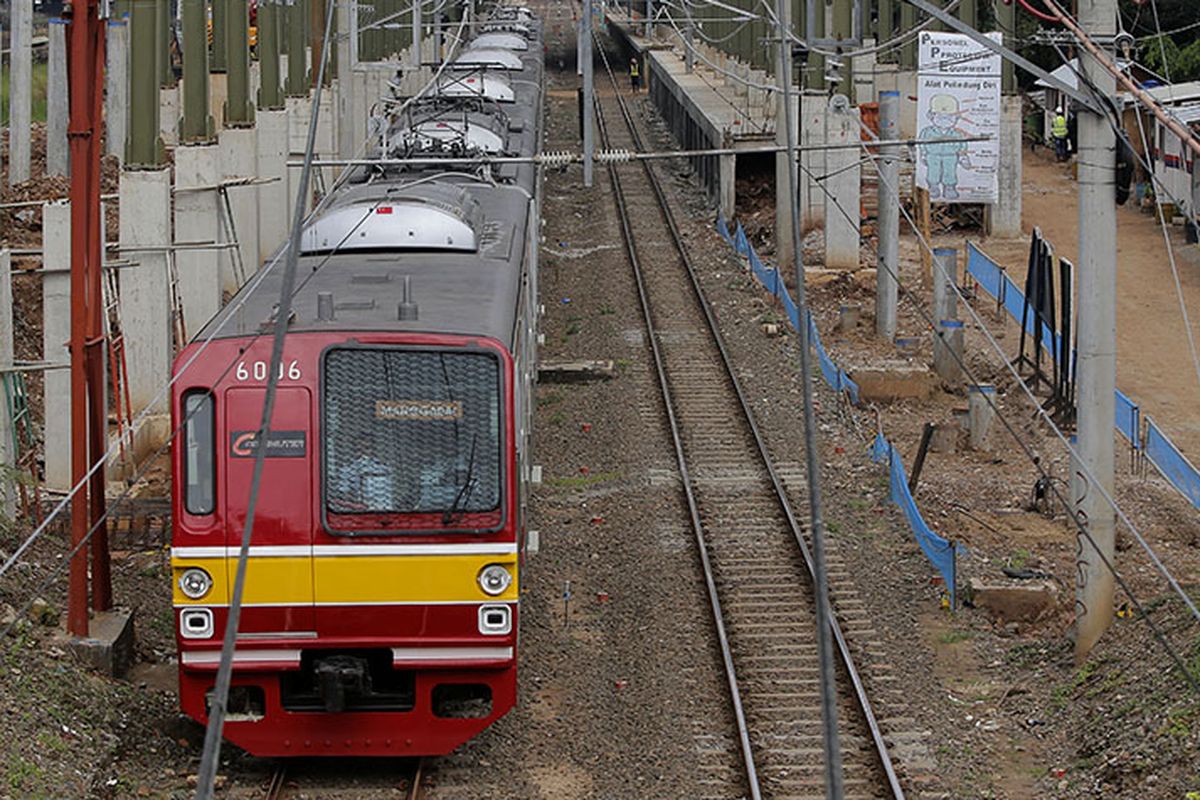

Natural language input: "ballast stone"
[67,608,135,678]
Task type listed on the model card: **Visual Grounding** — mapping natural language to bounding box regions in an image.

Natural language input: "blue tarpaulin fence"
[966,243,1061,360]
[716,213,954,603]
[871,433,961,607]
[967,243,1200,511]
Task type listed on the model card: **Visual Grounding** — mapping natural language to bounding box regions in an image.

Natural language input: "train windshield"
[323,348,502,524]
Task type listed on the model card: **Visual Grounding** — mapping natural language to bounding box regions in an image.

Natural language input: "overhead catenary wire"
[193,0,337,793]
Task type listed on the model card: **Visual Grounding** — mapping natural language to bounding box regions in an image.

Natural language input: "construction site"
[0,0,1198,797]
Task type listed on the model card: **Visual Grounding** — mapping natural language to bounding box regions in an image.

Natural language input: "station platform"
[604,12,776,218]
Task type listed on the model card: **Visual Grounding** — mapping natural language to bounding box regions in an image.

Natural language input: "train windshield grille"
[323,348,502,525]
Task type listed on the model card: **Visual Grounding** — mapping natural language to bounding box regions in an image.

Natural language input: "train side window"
[183,391,216,515]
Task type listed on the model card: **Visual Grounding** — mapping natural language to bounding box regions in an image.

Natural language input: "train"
[169,4,543,757]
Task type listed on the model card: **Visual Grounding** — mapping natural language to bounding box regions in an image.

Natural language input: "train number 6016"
[235,360,302,381]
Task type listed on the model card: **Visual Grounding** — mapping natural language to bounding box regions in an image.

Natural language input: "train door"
[223,386,316,634]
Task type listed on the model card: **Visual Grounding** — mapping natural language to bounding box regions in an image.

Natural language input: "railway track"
[591,42,904,800]
[261,758,425,799]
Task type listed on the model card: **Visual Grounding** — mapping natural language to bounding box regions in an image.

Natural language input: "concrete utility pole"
[832,0,854,100]
[413,0,423,71]
[774,0,795,268]
[775,0,844,794]
[47,19,70,176]
[287,0,309,95]
[226,0,253,124]
[683,0,694,73]
[1072,0,1117,662]
[582,0,595,187]
[181,0,214,141]
[9,0,32,185]
[876,90,899,340]
[645,0,652,39]
[987,0,1021,237]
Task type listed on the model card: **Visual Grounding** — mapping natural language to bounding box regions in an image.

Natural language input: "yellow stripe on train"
[172,554,519,606]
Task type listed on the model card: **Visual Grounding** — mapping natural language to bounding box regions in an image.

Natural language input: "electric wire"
[194,0,339,791]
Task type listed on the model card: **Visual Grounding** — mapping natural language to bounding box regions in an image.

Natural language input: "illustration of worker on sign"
[918,94,971,201]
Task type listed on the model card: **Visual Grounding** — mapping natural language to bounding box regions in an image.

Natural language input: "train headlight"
[477,564,513,596]
[179,568,213,600]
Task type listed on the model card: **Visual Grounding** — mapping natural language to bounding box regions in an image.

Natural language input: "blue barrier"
[871,433,961,607]
[717,215,733,246]
[1115,389,1141,448]
[967,243,1061,360]
[1145,417,1200,509]
[734,222,750,256]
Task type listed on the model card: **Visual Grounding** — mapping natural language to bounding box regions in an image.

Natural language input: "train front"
[169,318,521,758]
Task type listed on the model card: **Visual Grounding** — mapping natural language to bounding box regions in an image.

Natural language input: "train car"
[169,12,542,757]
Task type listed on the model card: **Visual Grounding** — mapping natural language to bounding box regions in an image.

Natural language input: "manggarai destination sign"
[916,31,1001,204]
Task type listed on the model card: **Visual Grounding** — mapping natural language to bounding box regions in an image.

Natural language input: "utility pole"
[774,0,795,268]
[876,90,899,340]
[413,0,423,72]
[582,0,595,187]
[775,0,844,795]
[9,0,32,184]
[645,0,652,39]
[1072,0,1117,662]
[684,0,695,73]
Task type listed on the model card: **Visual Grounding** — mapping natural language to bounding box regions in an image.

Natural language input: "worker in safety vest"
[630,57,641,93]
[1052,107,1070,162]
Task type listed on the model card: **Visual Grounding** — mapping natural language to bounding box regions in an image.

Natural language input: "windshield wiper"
[443,434,478,526]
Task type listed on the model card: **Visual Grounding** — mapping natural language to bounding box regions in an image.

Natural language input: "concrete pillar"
[8,0,33,185]
[773,0,796,269]
[932,247,963,385]
[799,93,826,232]
[106,18,131,162]
[0,249,13,514]
[286,95,314,224]
[42,202,72,490]
[46,19,70,177]
[174,145,223,338]
[968,384,996,449]
[315,88,337,190]
[219,128,261,293]
[256,109,290,262]
[160,86,181,147]
[119,169,173,415]
[824,98,860,269]
[987,95,1024,238]
[209,74,229,131]
[719,153,736,221]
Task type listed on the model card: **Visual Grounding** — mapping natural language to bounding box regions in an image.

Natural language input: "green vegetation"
[1007,548,1031,570]
[545,470,623,488]
[937,628,974,645]
[0,62,49,126]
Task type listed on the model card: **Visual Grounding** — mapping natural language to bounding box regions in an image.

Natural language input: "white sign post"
[916,31,1001,204]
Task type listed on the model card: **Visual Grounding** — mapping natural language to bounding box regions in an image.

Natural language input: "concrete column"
[876,91,899,340]
[987,95,1024,238]
[174,146,223,338]
[287,0,310,96]
[337,0,359,161]
[719,153,736,221]
[773,0,796,268]
[286,95,314,223]
[119,169,173,415]
[219,128,261,293]
[824,98,860,269]
[42,202,73,489]
[128,0,164,167]
[46,19,70,177]
[1073,0,1117,662]
[0,249,13,514]
[180,0,214,142]
[8,0,33,185]
[832,0,854,101]
[968,384,996,449]
[106,19,131,162]
[799,93,826,231]
[931,247,962,384]
[256,109,290,262]
[160,86,181,147]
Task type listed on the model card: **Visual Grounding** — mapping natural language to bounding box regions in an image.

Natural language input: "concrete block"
[968,578,1059,624]
[42,202,72,490]
[219,127,261,294]
[159,85,180,147]
[968,384,997,450]
[209,72,229,131]
[65,609,135,678]
[848,365,935,402]
[286,95,313,154]
[256,110,290,263]
[174,145,223,338]
[119,168,173,417]
[719,154,736,222]
[799,93,827,231]
[105,19,130,163]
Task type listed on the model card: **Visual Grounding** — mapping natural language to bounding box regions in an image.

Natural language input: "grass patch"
[1,62,49,126]
[938,629,974,645]
[545,470,623,488]
[1007,547,1031,570]
[537,391,563,407]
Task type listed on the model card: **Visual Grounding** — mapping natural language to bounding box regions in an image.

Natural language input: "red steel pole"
[65,0,107,633]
